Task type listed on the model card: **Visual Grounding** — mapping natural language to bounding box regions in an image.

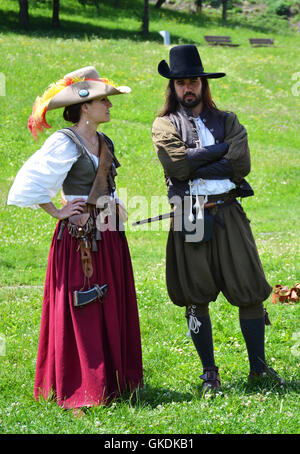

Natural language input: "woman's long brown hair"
[158,77,219,117]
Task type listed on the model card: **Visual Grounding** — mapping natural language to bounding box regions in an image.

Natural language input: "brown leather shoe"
[200,366,221,391]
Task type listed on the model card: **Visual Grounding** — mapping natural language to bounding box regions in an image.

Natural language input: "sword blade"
[132,212,174,226]
[132,200,225,226]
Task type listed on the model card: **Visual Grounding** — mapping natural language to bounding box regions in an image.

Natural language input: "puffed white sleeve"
[7,132,79,209]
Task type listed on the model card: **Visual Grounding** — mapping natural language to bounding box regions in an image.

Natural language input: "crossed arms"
[152,111,250,182]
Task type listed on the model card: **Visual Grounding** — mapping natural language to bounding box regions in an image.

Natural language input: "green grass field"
[0,0,299,435]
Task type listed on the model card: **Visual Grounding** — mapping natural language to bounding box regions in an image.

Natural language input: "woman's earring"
[86,120,89,125]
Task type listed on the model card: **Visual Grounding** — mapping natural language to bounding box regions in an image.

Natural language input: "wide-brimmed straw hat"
[158,45,226,79]
[28,66,131,139]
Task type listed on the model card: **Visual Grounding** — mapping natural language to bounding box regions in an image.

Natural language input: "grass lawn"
[0,0,299,435]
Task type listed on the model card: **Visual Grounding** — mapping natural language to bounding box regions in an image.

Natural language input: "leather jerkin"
[87,134,114,206]
[73,134,115,283]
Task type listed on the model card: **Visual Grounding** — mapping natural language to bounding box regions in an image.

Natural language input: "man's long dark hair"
[158,77,219,117]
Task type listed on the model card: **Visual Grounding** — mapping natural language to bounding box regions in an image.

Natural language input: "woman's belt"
[57,199,125,284]
[80,203,98,214]
[56,204,102,284]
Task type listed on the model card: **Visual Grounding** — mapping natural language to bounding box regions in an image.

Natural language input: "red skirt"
[34,220,143,408]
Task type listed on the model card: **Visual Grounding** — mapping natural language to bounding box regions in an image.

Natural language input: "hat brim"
[158,60,226,79]
[47,80,130,112]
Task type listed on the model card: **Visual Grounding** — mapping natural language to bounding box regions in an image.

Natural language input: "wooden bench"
[249,38,274,47]
[204,35,240,47]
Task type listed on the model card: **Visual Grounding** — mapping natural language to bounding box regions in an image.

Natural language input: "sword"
[132,212,174,226]
[132,200,225,226]
[73,283,108,307]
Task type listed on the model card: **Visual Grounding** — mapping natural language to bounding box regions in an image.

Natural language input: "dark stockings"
[187,306,266,374]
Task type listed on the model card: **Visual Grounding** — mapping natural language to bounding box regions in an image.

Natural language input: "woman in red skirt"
[7,66,143,409]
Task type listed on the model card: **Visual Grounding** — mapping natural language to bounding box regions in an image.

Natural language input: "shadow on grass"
[0,2,279,43]
[118,384,194,409]
[117,377,300,409]
[238,379,300,395]
[0,9,190,43]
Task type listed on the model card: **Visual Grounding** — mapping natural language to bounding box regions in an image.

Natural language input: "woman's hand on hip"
[39,199,87,220]
[57,198,87,220]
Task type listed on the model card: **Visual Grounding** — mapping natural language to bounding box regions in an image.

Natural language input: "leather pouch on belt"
[179,209,214,244]
[68,213,94,237]
[67,213,94,280]
[69,213,90,227]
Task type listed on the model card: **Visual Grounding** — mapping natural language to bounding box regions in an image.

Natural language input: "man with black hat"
[152,45,284,391]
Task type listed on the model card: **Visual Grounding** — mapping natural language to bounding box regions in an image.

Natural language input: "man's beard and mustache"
[176,91,202,108]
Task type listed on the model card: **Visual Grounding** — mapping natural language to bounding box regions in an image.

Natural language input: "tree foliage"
[155,0,166,8]
[154,0,230,21]
[78,0,101,14]
[17,0,296,32]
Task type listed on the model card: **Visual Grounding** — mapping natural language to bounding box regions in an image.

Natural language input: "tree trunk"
[142,0,149,35]
[19,0,29,29]
[52,0,60,27]
[95,0,101,15]
[195,1,202,13]
[114,0,120,6]
[222,0,228,22]
[155,0,166,8]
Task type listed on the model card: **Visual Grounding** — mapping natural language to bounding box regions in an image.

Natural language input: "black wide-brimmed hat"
[158,44,226,79]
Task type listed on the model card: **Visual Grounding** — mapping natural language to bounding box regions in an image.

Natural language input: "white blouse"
[191,117,236,196]
[7,131,102,210]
